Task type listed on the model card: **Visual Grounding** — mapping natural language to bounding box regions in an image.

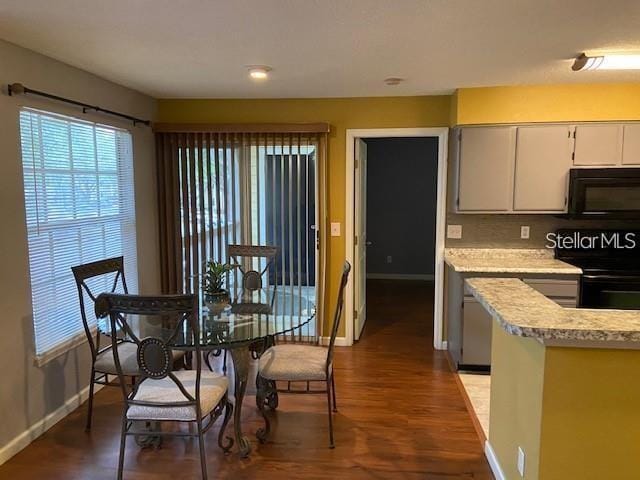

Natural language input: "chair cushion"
[94,342,185,376]
[94,342,140,375]
[127,370,229,421]
[258,344,329,381]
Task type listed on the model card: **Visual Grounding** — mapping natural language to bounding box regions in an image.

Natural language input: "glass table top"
[97,286,316,349]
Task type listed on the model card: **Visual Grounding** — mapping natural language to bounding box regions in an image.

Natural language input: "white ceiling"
[1,0,640,98]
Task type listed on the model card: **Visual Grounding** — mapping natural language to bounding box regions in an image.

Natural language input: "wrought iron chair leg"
[197,419,208,479]
[218,397,234,452]
[204,351,213,372]
[331,372,338,413]
[85,368,95,432]
[117,415,127,480]
[255,374,272,443]
[326,378,335,449]
[223,350,228,374]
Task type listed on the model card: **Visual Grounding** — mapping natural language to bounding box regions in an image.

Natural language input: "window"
[19,109,137,364]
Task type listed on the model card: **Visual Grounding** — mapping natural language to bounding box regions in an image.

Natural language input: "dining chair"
[72,257,185,431]
[95,293,233,480]
[256,261,351,448]
[227,244,279,292]
[71,257,139,432]
[211,244,279,373]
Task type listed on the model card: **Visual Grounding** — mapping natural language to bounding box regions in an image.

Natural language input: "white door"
[354,139,368,340]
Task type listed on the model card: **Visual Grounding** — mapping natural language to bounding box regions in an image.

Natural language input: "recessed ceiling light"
[247,65,272,80]
[384,77,404,86]
[572,53,640,71]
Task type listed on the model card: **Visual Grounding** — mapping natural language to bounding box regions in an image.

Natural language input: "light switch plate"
[330,222,341,237]
[447,224,462,239]
[520,225,530,240]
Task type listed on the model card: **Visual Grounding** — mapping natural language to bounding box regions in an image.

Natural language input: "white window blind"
[19,109,138,364]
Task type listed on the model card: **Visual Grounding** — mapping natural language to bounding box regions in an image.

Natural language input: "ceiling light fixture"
[384,77,404,86]
[247,65,272,79]
[572,53,640,71]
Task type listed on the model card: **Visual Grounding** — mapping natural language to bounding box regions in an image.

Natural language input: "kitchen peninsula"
[444,249,581,369]
[466,277,640,480]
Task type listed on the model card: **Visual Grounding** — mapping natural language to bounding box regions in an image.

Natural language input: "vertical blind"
[156,130,328,340]
[19,109,137,363]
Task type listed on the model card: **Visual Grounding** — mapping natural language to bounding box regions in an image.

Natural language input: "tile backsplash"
[445,213,633,249]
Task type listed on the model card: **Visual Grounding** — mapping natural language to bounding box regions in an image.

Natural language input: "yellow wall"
[539,347,640,480]
[490,325,640,479]
[157,96,451,335]
[489,323,545,480]
[455,83,640,125]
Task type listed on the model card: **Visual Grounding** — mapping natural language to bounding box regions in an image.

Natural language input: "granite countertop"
[465,277,640,343]
[444,248,582,275]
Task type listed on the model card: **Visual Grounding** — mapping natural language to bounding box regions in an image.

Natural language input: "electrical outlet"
[447,224,462,239]
[386,255,393,264]
[517,446,526,477]
[330,222,341,237]
[520,225,530,240]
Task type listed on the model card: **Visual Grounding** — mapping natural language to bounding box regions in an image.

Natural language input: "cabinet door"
[622,124,640,165]
[457,127,516,211]
[514,126,573,211]
[573,124,623,166]
[461,297,492,367]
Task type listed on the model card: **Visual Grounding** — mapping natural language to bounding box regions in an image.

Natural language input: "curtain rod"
[154,122,330,134]
[7,83,151,127]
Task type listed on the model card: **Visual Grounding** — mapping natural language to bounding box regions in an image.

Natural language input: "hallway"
[0,280,492,479]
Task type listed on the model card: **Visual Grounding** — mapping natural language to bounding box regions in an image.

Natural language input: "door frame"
[345,127,449,349]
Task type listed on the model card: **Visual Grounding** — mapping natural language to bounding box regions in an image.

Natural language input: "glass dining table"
[97,286,316,457]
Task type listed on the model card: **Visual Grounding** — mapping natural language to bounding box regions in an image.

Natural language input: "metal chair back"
[71,256,128,360]
[326,261,351,373]
[95,293,202,412]
[228,244,279,291]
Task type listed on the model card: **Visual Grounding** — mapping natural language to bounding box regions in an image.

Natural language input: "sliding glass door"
[159,132,320,338]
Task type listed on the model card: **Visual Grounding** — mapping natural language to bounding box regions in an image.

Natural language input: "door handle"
[365,241,373,246]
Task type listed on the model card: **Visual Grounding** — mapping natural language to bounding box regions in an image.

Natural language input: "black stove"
[554,229,640,310]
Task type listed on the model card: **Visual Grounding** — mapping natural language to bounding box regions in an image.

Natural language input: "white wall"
[0,39,159,456]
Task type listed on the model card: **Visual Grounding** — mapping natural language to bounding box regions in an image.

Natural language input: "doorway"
[345,128,448,348]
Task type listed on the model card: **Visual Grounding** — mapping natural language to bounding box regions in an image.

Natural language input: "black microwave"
[567,168,640,218]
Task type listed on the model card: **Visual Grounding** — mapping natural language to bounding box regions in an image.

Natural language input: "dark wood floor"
[0,280,492,479]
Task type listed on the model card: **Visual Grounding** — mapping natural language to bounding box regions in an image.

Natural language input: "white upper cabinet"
[514,125,573,212]
[454,122,640,214]
[573,124,623,166]
[622,124,640,165]
[457,127,516,212]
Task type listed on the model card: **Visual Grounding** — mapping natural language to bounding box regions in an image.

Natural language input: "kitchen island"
[466,277,640,480]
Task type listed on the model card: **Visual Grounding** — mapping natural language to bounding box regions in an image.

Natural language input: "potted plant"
[202,260,233,314]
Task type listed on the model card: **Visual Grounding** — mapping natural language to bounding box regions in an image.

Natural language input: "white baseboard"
[319,336,350,347]
[366,273,435,281]
[0,383,102,466]
[439,340,448,350]
[484,440,506,480]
